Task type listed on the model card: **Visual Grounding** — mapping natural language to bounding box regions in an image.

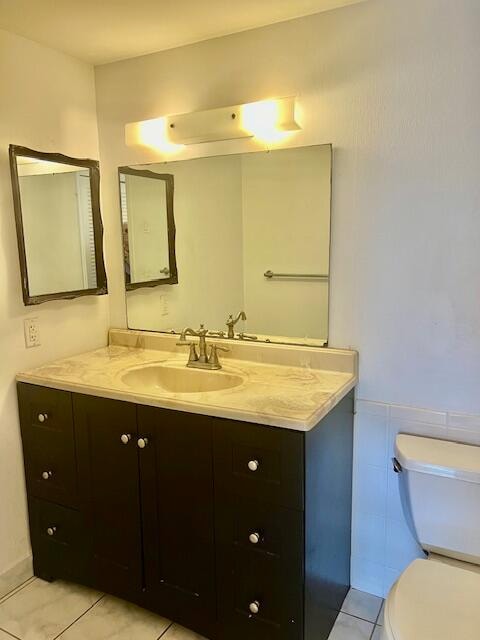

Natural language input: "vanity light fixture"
[125,97,300,150]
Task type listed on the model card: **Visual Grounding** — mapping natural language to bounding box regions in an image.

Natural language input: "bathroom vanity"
[16,330,357,640]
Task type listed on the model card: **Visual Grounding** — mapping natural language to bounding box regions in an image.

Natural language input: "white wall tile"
[383,567,402,597]
[350,557,384,598]
[385,518,423,572]
[352,513,385,565]
[386,467,403,523]
[387,418,448,455]
[354,413,388,468]
[353,465,387,517]
[352,399,480,598]
[447,413,480,429]
[356,400,389,418]
[445,427,480,446]
[389,405,446,425]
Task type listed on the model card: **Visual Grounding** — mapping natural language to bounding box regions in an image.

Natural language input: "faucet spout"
[226,311,247,339]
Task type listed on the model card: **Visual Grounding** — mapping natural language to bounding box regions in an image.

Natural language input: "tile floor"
[0,575,383,640]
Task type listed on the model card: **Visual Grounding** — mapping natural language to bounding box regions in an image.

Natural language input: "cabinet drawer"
[29,498,88,583]
[214,418,304,510]
[217,499,303,565]
[18,384,74,436]
[24,435,77,505]
[217,546,303,640]
[18,384,77,506]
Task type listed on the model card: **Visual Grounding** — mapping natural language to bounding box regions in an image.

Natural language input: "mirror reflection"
[10,146,107,305]
[119,168,177,289]
[122,144,332,346]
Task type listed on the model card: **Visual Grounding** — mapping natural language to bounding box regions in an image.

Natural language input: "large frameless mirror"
[9,145,107,305]
[120,144,332,347]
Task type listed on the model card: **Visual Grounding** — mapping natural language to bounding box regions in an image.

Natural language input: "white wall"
[95,0,480,597]
[0,29,109,579]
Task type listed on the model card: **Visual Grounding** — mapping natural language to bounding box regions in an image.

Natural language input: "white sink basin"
[121,363,244,394]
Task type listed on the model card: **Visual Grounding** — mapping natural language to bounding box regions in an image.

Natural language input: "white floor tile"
[0,579,101,640]
[372,625,384,640]
[58,595,171,640]
[341,588,383,622]
[328,613,374,640]
[0,631,17,640]
[0,577,36,606]
[377,601,385,625]
[0,557,33,602]
[161,623,208,639]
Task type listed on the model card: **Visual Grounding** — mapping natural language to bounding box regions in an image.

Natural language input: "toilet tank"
[395,434,480,565]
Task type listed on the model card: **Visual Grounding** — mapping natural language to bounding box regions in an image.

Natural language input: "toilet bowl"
[382,434,480,640]
[381,558,480,639]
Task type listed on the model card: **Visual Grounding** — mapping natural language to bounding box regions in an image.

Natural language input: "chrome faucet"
[226,311,247,339]
[177,324,229,370]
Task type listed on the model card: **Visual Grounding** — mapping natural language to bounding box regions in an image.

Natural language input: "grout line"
[0,626,22,640]
[53,593,105,639]
[340,610,382,626]
[374,602,384,625]
[157,621,174,638]
[0,578,36,606]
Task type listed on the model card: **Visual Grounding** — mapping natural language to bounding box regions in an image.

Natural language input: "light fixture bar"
[125,96,300,149]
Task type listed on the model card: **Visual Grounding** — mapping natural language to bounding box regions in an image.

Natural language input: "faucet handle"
[208,344,229,368]
[177,341,199,362]
[197,324,208,336]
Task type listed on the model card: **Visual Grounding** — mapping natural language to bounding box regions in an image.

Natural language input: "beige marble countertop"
[17,330,358,431]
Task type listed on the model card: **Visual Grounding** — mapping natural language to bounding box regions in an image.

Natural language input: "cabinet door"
[138,406,216,637]
[74,394,142,597]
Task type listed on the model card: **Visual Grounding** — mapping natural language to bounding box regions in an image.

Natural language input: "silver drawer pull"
[137,437,149,449]
[120,434,132,445]
[249,600,260,615]
[249,532,260,545]
[46,526,57,537]
[38,413,48,423]
[41,471,53,480]
[247,459,259,472]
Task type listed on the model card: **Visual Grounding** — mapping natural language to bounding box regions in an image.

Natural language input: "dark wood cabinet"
[74,394,143,598]
[18,382,354,640]
[138,406,216,638]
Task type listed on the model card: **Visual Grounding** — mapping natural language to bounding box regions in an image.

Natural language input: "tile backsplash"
[351,398,480,597]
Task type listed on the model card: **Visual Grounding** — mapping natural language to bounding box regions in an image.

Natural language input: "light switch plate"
[24,317,40,348]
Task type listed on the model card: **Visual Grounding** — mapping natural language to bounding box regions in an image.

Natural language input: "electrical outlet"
[24,317,40,348]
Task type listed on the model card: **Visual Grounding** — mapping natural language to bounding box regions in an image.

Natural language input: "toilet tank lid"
[395,434,480,484]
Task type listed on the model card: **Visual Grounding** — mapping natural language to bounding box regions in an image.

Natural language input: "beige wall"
[95,0,480,412]
[0,29,109,577]
[95,0,480,595]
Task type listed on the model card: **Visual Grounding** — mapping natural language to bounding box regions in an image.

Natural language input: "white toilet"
[381,434,480,640]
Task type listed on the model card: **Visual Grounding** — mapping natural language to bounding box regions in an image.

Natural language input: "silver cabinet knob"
[46,526,57,536]
[120,434,132,445]
[41,471,53,480]
[137,437,149,449]
[249,532,260,545]
[249,600,260,615]
[38,413,48,423]
[247,459,259,472]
